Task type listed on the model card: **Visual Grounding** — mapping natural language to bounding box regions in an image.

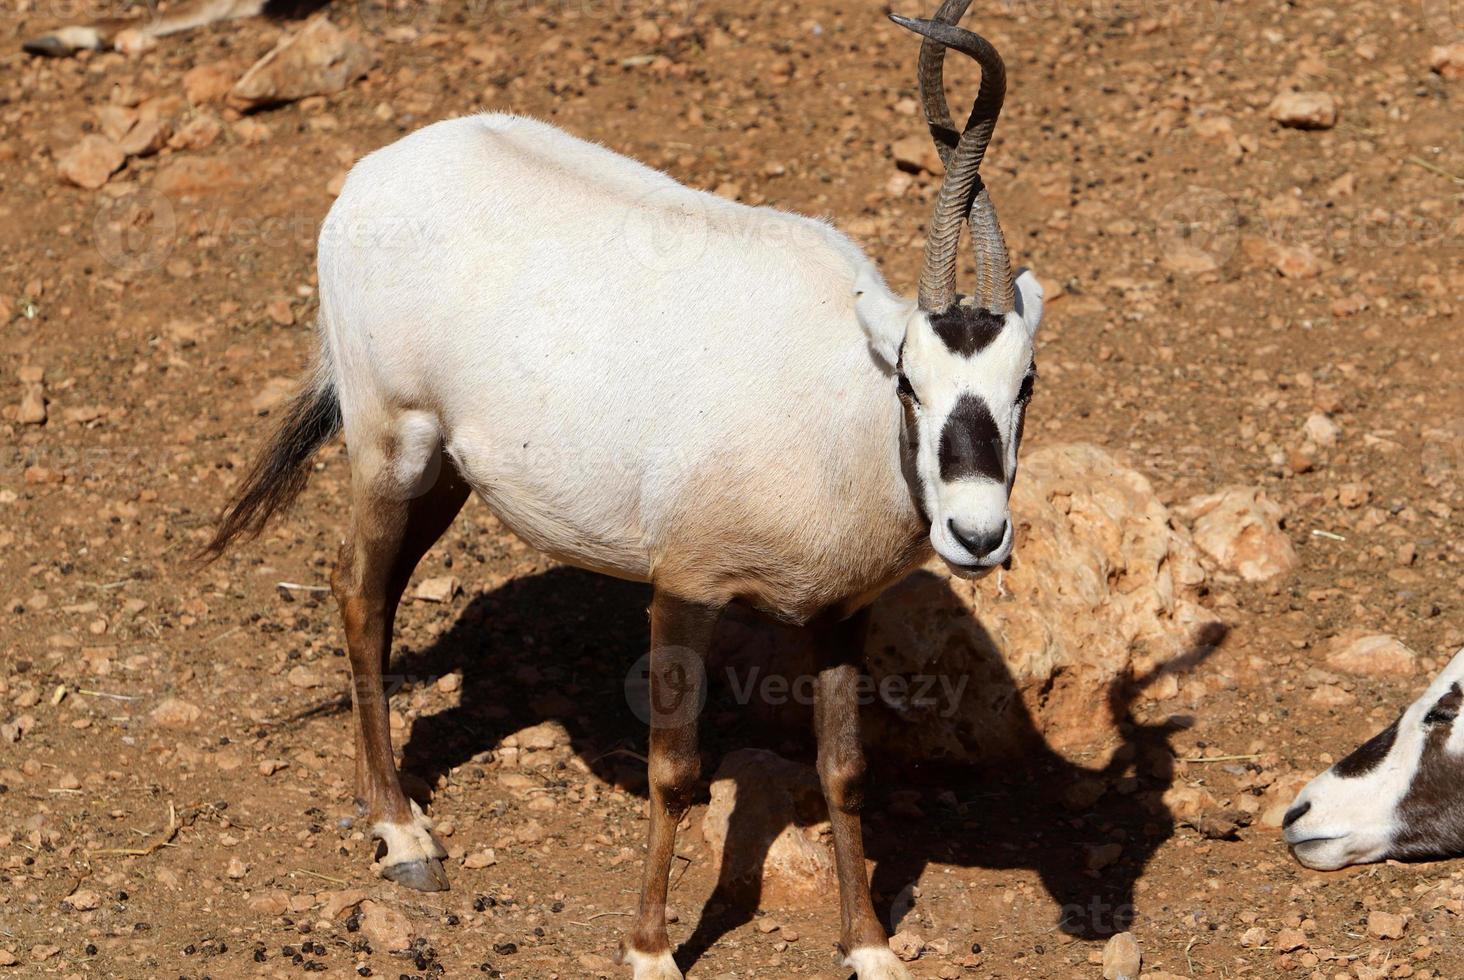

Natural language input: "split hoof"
[382,856,450,892]
[844,946,914,980]
[616,946,684,980]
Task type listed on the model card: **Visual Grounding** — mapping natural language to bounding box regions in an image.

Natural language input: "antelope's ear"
[854,265,916,368]
[1014,268,1044,339]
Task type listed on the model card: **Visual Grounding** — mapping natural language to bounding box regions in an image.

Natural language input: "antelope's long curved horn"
[912,0,974,170]
[892,11,1014,315]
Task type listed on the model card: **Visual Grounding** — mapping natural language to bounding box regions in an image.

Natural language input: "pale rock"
[1102,932,1141,980]
[266,298,295,326]
[287,665,322,689]
[511,720,569,750]
[1239,926,1268,948]
[226,857,249,879]
[1367,911,1406,939]
[1302,412,1340,448]
[18,385,46,425]
[247,889,292,914]
[229,16,373,110]
[57,135,125,189]
[322,888,368,918]
[1274,927,1307,951]
[1430,43,1464,80]
[1309,683,1355,707]
[701,749,836,904]
[358,900,413,951]
[183,63,237,104]
[63,889,100,911]
[890,135,944,175]
[251,377,297,415]
[96,105,138,142]
[463,849,497,869]
[1337,483,1369,509]
[1324,633,1417,678]
[0,949,15,966]
[1269,242,1328,279]
[413,576,459,603]
[119,118,170,158]
[149,697,202,729]
[889,930,924,962]
[167,113,223,151]
[1268,91,1338,129]
[1179,486,1297,582]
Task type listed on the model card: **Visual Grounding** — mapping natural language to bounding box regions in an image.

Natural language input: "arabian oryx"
[203,1,1044,975]
[1286,647,1464,871]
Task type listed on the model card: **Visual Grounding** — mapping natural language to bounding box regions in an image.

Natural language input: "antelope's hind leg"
[331,412,469,891]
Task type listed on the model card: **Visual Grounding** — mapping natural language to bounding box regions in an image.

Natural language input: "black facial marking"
[1393,684,1464,860]
[938,393,1005,483]
[929,306,1008,358]
[1332,717,1399,779]
[894,356,928,525]
[1424,685,1462,726]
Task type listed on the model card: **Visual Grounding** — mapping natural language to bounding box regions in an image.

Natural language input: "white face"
[1285,646,1464,871]
[896,270,1043,574]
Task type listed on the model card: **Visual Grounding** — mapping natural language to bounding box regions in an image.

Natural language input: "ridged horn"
[892,9,1014,315]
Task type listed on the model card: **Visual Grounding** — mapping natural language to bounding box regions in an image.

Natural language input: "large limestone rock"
[228,16,372,111]
[700,749,836,904]
[714,444,1220,763]
[1178,485,1297,583]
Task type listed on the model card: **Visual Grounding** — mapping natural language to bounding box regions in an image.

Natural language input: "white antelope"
[1286,647,1464,871]
[204,2,1044,976]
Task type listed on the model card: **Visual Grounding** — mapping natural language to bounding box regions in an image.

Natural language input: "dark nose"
[949,519,1008,561]
[1282,800,1311,830]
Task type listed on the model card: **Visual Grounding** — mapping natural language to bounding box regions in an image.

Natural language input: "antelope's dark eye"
[1017,372,1035,405]
[896,373,919,405]
[1424,704,1458,726]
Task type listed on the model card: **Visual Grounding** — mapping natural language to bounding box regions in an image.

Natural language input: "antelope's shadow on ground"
[384,566,1225,968]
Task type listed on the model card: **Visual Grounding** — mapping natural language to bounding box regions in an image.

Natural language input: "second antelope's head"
[1284,646,1464,871]
[859,0,1044,576]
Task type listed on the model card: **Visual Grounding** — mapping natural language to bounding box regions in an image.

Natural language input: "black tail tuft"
[199,365,341,561]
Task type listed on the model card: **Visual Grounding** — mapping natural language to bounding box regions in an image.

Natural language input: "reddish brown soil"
[0,0,1460,977]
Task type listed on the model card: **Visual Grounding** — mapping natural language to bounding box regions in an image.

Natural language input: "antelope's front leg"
[618,591,720,980]
[814,610,912,980]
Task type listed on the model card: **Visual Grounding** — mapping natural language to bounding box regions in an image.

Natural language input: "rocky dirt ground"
[1,0,1461,977]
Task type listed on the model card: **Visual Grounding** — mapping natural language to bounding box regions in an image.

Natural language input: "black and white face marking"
[1285,647,1464,870]
[897,270,1043,575]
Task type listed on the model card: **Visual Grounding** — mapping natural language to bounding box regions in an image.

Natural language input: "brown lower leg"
[333,458,469,826]
[625,592,720,958]
[814,610,890,955]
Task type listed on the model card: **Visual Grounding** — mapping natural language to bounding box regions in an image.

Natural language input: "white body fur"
[319,113,1039,619]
